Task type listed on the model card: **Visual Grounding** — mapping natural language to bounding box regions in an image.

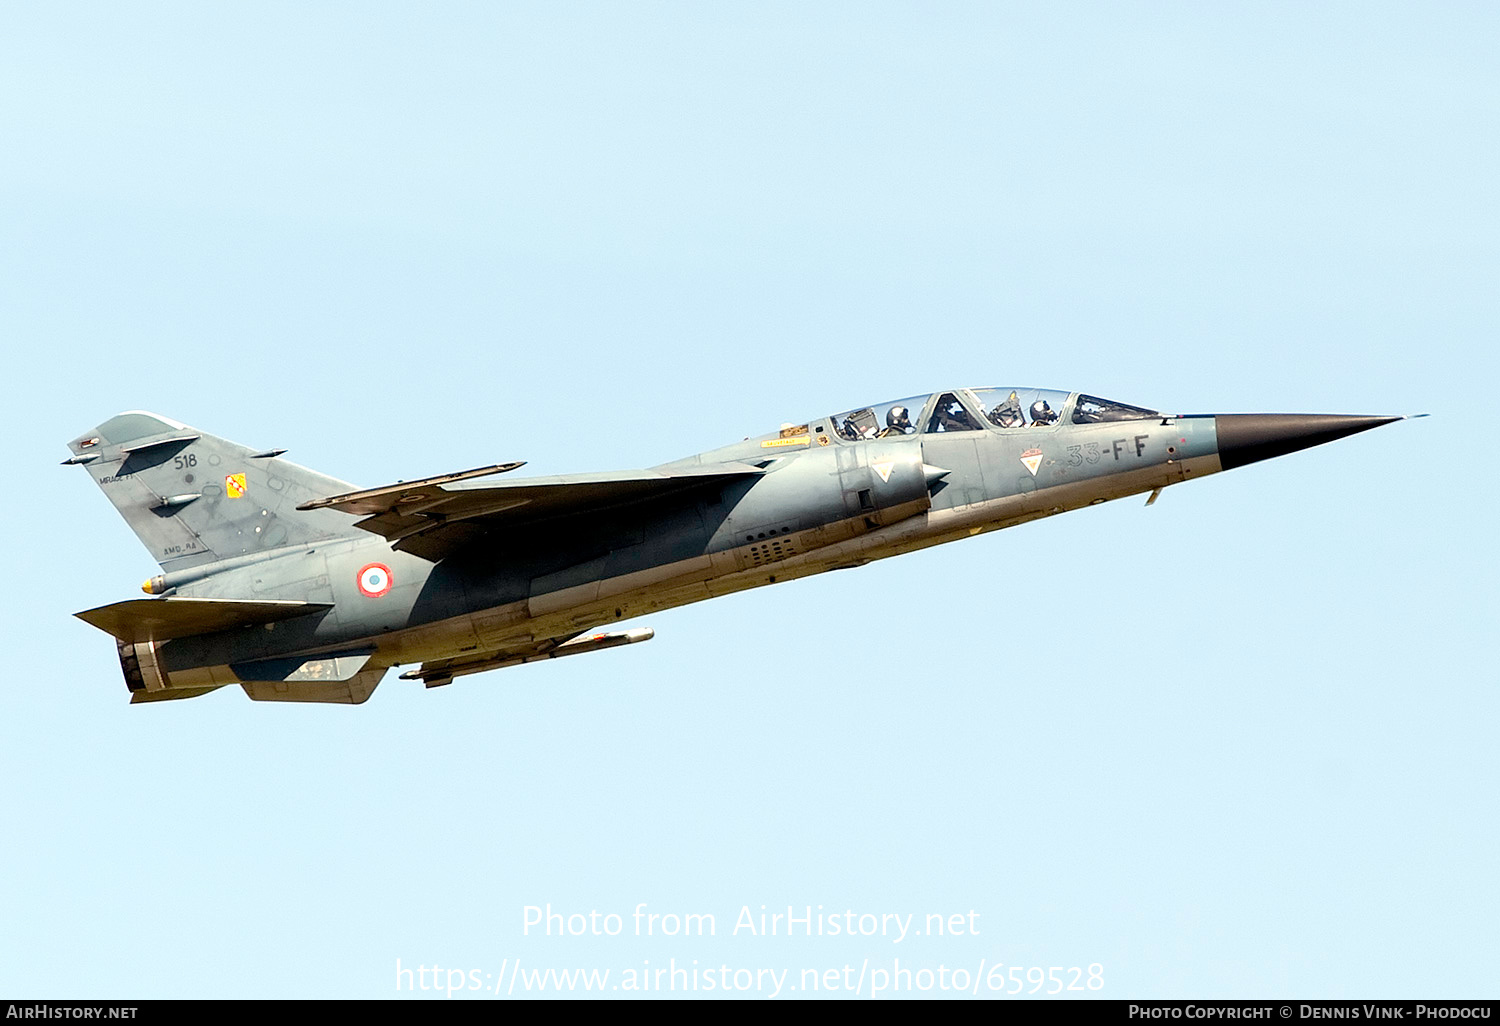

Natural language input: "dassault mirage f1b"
[67,389,1411,705]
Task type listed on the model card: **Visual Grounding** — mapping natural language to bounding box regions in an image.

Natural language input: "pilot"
[987,393,1025,428]
[878,405,913,437]
[1030,400,1058,426]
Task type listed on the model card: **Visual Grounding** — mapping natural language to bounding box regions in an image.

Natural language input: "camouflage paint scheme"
[65,389,1405,704]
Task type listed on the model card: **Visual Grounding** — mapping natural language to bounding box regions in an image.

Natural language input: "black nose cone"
[1215,414,1402,471]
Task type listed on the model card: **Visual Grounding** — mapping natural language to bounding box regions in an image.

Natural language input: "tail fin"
[66,411,365,573]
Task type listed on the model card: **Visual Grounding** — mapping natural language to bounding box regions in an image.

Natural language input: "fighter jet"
[65,389,1411,704]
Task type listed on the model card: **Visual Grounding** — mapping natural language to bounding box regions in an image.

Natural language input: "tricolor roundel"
[357,563,393,598]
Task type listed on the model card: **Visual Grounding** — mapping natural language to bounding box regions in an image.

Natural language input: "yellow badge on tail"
[225,473,247,498]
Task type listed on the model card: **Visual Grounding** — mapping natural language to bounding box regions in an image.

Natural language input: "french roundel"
[356,562,393,598]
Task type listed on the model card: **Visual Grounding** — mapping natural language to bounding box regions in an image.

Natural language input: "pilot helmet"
[886,405,911,431]
[1030,400,1054,423]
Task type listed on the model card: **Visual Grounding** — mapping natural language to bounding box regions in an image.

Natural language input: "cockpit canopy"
[823,388,1158,441]
[1070,394,1160,424]
[968,388,1071,429]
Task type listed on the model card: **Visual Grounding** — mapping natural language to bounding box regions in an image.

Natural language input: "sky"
[2,1,1497,1000]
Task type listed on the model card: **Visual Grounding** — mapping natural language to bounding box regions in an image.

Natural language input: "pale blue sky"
[3,1,1496,999]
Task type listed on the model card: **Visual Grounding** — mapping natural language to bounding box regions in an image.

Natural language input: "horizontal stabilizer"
[76,597,333,642]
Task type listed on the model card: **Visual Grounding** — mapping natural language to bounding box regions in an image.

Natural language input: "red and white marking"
[357,563,394,598]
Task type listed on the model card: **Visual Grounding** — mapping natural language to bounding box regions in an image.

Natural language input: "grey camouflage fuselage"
[67,389,1405,704]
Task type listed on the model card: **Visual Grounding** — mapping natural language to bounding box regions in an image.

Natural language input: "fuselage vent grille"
[746,539,798,566]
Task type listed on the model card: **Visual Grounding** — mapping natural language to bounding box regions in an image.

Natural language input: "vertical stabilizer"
[66,411,365,573]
